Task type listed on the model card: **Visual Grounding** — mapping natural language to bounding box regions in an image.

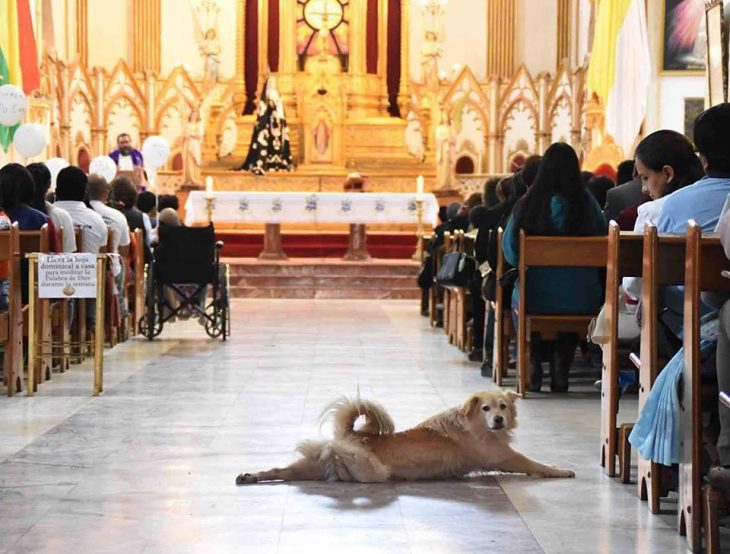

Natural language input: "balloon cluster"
[0,84,47,158]
[1,84,172,188]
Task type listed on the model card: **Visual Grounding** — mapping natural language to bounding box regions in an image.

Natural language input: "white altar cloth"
[184,191,439,226]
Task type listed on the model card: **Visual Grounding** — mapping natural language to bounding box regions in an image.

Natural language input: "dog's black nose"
[494,415,504,424]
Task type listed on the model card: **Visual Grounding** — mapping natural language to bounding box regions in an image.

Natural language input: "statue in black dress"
[240,77,293,175]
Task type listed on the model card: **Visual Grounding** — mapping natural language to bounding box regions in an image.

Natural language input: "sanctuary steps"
[225,258,420,299]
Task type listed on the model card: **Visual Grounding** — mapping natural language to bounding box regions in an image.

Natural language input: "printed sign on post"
[38,254,98,299]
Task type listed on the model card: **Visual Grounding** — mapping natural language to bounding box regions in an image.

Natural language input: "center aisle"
[0,300,687,553]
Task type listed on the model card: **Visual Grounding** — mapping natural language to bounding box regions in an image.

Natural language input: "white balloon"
[44,157,69,192]
[0,85,28,127]
[88,155,117,183]
[12,123,47,158]
[142,135,170,169]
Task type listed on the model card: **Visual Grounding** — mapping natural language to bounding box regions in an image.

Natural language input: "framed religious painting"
[706,0,726,105]
[661,0,706,73]
[297,0,350,71]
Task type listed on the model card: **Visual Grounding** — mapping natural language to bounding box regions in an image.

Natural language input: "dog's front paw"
[236,473,258,486]
[550,468,575,478]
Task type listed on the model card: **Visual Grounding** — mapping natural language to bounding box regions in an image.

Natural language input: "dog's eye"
[482,406,490,412]
[500,404,506,410]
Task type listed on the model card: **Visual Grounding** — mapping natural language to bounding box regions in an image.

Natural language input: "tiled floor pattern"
[0,300,699,553]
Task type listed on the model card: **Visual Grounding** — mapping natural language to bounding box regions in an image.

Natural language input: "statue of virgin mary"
[240,77,294,175]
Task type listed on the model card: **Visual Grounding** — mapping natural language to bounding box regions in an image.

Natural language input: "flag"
[0,0,41,152]
[586,0,651,156]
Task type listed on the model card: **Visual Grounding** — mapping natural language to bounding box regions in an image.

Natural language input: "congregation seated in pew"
[502,143,608,393]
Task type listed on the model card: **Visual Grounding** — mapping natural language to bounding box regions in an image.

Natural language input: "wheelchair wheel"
[220,264,230,341]
[141,263,163,340]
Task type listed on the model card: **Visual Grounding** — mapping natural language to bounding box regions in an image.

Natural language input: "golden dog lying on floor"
[236,390,574,485]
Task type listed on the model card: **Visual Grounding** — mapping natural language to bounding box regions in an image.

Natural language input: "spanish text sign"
[38,254,97,299]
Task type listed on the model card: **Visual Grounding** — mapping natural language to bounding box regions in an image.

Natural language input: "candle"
[205,176,214,197]
[416,175,424,195]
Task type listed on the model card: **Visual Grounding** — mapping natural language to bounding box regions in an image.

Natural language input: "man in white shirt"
[87,175,130,260]
[53,166,108,254]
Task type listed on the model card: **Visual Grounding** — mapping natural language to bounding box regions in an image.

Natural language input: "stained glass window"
[296,0,350,71]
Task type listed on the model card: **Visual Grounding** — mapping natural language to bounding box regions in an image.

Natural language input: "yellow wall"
[88,1,129,68]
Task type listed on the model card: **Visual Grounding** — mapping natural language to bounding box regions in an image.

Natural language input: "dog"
[236,390,574,485]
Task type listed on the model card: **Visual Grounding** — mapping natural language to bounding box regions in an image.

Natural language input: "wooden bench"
[1,224,23,396]
[18,225,51,391]
[599,223,643,480]
[428,233,447,328]
[492,227,513,386]
[636,224,686,514]
[442,230,474,351]
[679,222,730,552]
[516,231,607,397]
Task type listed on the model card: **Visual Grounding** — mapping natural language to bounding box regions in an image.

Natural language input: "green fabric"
[0,45,16,153]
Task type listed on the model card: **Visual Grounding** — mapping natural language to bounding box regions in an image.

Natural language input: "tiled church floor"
[0,300,700,553]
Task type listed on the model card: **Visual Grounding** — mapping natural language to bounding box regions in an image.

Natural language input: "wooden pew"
[419,233,433,317]
[636,224,686,514]
[442,230,474,351]
[18,225,51,391]
[124,228,145,336]
[492,227,513,386]
[1,224,23,395]
[428,233,447,328]
[50,225,71,372]
[71,228,87,362]
[459,232,476,351]
[679,222,730,552]
[599,223,643,479]
[516,230,607,397]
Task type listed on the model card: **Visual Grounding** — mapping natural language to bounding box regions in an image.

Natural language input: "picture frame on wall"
[662,0,706,73]
[706,0,726,105]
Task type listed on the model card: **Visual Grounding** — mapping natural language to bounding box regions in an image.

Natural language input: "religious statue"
[191,0,221,90]
[420,30,442,93]
[240,77,294,175]
[199,29,221,89]
[181,107,203,186]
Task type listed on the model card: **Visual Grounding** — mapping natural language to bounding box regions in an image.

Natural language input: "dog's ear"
[461,395,481,418]
[505,390,522,403]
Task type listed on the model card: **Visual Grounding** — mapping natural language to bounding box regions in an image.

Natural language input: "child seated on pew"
[0,175,14,310]
[502,143,608,392]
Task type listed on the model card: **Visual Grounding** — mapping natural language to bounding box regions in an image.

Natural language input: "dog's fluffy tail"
[320,397,395,439]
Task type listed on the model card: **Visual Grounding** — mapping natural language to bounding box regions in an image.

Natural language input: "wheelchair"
[139,224,230,341]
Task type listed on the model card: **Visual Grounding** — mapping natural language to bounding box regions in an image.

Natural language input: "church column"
[556,0,571,67]
[350,0,366,76]
[570,66,585,153]
[486,0,514,78]
[131,0,161,74]
[536,73,552,153]
[486,78,501,173]
[91,68,105,155]
[277,0,298,118]
[75,0,88,66]
[233,0,247,115]
[396,0,410,117]
[377,0,389,112]
[258,0,269,80]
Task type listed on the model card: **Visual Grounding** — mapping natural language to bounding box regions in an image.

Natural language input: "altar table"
[184,192,439,260]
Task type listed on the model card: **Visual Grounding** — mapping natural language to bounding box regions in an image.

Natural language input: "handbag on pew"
[436,252,476,287]
[588,288,640,345]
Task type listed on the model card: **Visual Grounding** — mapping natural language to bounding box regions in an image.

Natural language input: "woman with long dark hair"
[502,143,608,392]
[622,130,704,299]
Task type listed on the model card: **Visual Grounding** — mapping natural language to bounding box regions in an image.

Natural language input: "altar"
[185,191,439,260]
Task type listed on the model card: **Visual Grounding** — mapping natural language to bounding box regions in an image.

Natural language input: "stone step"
[225,258,420,299]
[230,274,417,289]
[230,286,421,299]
